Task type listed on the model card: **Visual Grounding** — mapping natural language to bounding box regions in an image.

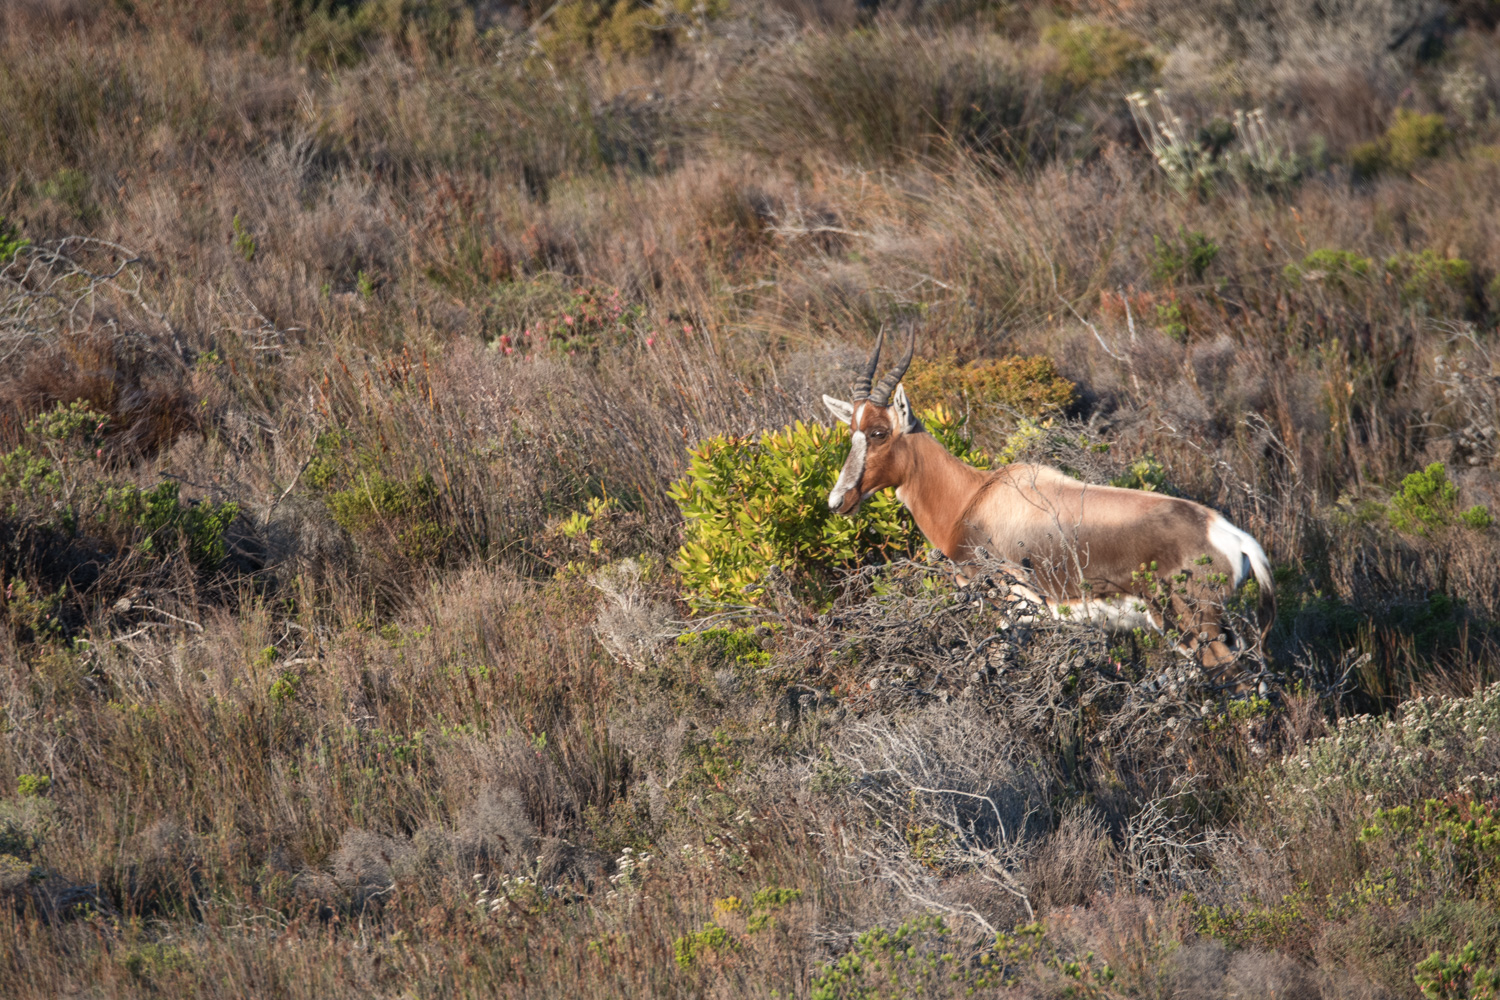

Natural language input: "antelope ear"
[822,394,855,425]
[891,384,920,433]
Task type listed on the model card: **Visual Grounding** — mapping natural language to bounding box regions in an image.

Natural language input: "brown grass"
[3,2,1500,997]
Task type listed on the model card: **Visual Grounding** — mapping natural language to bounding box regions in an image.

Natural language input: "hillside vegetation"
[4,1,1500,997]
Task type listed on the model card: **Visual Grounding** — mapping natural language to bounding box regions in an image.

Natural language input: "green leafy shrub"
[676,626,771,670]
[1386,463,1491,536]
[3,412,240,577]
[101,482,241,566]
[327,471,451,563]
[0,216,28,264]
[1284,249,1374,294]
[750,886,802,909]
[25,399,110,465]
[1388,111,1452,170]
[1150,228,1219,285]
[121,941,192,985]
[539,0,726,65]
[1415,941,1500,999]
[0,578,66,644]
[268,671,301,704]
[0,795,53,860]
[15,775,50,798]
[1111,456,1169,492]
[292,0,477,69]
[811,916,981,999]
[1352,110,1450,177]
[1041,22,1158,93]
[673,923,734,969]
[902,354,1075,417]
[1154,296,1189,341]
[231,213,256,262]
[1386,250,1474,313]
[669,407,988,607]
[1357,797,1500,905]
[679,727,745,793]
[38,167,95,222]
[1189,882,1318,951]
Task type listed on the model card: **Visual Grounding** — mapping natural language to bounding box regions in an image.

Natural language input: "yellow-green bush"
[539,0,726,65]
[1357,797,1500,905]
[669,406,988,607]
[1041,21,1158,93]
[1352,110,1450,177]
[327,471,452,563]
[1386,463,1491,536]
[1283,249,1374,294]
[0,215,27,263]
[1386,250,1474,313]
[1415,941,1500,999]
[901,354,1075,418]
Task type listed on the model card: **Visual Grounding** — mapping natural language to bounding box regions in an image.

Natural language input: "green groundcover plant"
[669,405,993,607]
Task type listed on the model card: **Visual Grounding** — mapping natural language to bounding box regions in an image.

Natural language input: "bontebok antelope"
[822,329,1275,665]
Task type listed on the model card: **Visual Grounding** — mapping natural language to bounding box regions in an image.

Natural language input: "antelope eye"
[869,429,887,440]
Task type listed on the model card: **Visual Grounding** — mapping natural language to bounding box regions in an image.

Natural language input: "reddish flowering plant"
[498,284,644,356]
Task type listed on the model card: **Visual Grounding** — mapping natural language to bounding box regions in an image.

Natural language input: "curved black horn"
[852,327,885,400]
[869,323,916,406]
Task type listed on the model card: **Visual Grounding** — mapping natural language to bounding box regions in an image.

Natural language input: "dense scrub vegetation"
[4,0,1500,996]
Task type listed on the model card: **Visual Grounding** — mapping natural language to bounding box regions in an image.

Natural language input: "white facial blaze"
[829,431,867,510]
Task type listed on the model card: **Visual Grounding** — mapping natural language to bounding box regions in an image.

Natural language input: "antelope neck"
[893,432,988,559]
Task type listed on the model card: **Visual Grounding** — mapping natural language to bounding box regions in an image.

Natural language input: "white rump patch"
[1206,515,1274,592]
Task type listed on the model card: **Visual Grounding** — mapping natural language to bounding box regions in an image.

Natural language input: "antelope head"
[823,326,921,514]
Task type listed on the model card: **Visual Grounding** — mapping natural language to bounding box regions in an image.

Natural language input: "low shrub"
[477,280,646,356]
[1415,941,1500,999]
[101,482,241,566]
[673,923,734,970]
[1352,110,1450,177]
[14,775,49,798]
[1387,111,1452,171]
[1149,228,1219,286]
[669,406,988,607]
[1267,682,1500,815]
[1,448,239,573]
[1040,21,1158,94]
[1357,796,1500,905]
[0,216,27,263]
[327,471,452,563]
[539,0,726,65]
[1283,248,1374,295]
[1385,251,1475,314]
[1111,455,1170,492]
[1386,463,1491,536]
[292,0,478,69]
[811,916,977,999]
[901,354,1075,418]
[1127,91,1304,196]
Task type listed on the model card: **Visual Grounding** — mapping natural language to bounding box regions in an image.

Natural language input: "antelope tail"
[1208,515,1277,639]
